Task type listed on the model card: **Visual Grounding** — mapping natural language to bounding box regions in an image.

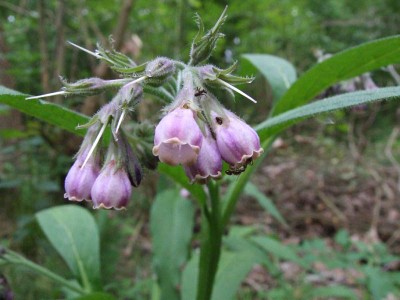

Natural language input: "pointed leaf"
[244,183,288,227]
[272,35,400,116]
[256,87,400,140]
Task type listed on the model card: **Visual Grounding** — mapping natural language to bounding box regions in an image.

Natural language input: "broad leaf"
[244,182,288,227]
[256,87,400,140]
[36,205,101,290]
[241,54,297,102]
[0,86,88,135]
[271,35,400,116]
[150,189,195,300]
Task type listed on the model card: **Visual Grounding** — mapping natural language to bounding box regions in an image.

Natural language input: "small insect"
[195,87,207,97]
[225,164,247,176]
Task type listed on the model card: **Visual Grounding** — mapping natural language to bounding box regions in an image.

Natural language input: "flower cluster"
[153,68,263,184]
[29,8,264,208]
[64,83,144,210]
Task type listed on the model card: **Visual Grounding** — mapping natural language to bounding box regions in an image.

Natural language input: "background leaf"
[310,286,358,300]
[150,189,195,300]
[256,87,400,140]
[252,236,305,267]
[244,182,288,227]
[36,205,101,290]
[241,54,297,102]
[0,86,88,136]
[271,35,400,116]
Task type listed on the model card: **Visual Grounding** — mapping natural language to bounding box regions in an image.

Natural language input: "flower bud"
[61,77,109,96]
[145,57,175,86]
[213,110,263,168]
[184,127,222,184]
[64,151,100,202]
[91,160,132,210]
[153,107,203,166]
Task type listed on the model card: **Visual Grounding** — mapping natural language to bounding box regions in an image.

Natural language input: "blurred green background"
[1,0,400,299]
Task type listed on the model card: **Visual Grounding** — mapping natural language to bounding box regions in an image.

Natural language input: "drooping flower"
[153,107,203,166]
[184,127,222,184]
[91,160,132,210]
[213,109,263,168]
[64,150,100,202]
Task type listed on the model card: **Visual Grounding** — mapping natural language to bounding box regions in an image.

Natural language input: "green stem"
[221,136,274,228]
[196,182,222,300]
[3,250,87,295]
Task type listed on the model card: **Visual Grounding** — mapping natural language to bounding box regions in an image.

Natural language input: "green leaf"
[364,266,396,300]
[181,252,200,300]
[0,86,89,136]
[241,54,297,102]
[244,182,288,227]
[181,251,256,300]
[150,189,195,300]
[310,286,358,300]
[211,251,256,300]
[252,236,304,267]
[36,205,101,291]
[74,292,115,300]
[157,163,207,205]
[256,87,400,140]
[272,35,400,116]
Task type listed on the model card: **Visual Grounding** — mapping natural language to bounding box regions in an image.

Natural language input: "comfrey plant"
[2,5,400,300]
[28,8,262,210]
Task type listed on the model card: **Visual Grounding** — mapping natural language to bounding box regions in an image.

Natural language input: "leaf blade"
[150,189,195,300]
[256,87,400,140]
[241,54,297,102]
[271,35,400,116]
[36,205,101,290]
[0,86,88,136]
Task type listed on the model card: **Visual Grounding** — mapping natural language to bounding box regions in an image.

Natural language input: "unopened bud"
[145,57,175,86]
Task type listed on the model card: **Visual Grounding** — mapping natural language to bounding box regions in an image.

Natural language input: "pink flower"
[64,152,100,202]
[153,107,203,165]
[184,127,222,184]
[213,110,263,167]
[91,160,132,210]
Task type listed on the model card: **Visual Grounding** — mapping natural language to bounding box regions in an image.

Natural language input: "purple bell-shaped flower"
[213,109,263,168]
[153,107,203,166]
[91,160,132,210]
[64,151,100,202]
